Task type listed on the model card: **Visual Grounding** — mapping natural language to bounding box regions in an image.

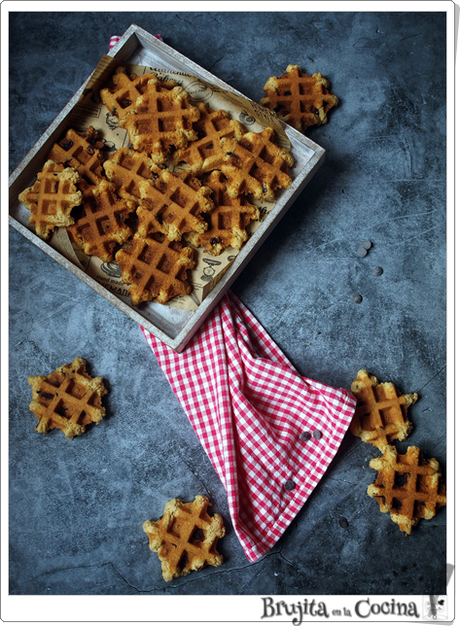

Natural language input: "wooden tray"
[9,24,325,352]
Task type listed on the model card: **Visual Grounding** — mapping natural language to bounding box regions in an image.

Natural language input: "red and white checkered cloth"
[142,291,356,562]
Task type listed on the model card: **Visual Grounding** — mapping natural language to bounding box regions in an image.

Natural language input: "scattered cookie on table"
[27,357,107,439]
[143,495,226,581]
[367,445,446,535]
[260,64,339,132]
[350,369,417,452]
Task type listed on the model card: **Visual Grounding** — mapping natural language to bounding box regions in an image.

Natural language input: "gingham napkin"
[109,34,163,49]
[109,34,356,561]
[142,292,356,562]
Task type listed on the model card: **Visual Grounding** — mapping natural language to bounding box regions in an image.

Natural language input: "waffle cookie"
[66,179,136,262]
[115,231,196,306]
[220,127,294,202]
[119,76,201,164]
[103,147,161,206]
[18,160,82,238]
[367,445,446,535]
[143,495,226,581]
[350,370,417,452]
[28,357,107,439]
[171,102,246,174]
[100,66,176,118]
[47,126,105,185]
[260,64,339,132]
[137,169,214,242]
[185,170,260,255]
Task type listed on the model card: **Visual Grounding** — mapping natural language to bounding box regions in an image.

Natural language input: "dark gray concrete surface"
[8,11,447,597]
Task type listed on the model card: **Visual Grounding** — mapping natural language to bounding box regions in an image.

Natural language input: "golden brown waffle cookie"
[18,160,82,238]
[138,169,214,242]
[115,231,196,305]
[100,66,176,118]
[119,77,201,164]
[367,445,446,535]
[220,127,294,202]
[260,64,339,132]
[46,126,105,185]
[350,369,417,452]
[185,170,260,255]
[66,179,136,262]
[28,357,107,439]
[103,147,161,206]
[171,102,246,174]
[143,495,226,581]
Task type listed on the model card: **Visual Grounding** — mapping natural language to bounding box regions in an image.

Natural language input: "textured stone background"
[9,11,447,598]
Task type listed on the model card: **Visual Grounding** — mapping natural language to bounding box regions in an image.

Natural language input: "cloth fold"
[142,291,356,562]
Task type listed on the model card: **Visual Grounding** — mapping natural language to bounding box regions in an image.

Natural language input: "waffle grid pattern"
[138,171,213,241]
[368,446,447,535]
[101,69,155,117]
[115,232,195,305]
[261,64,339,131]
[120,79,200,158]
[143,496,225,581]
[221,127,294,201]
[172,103,245,174]
[47,127,104,185]
[186,170,259,254]
[67,180,134,262]
[350,370,416,451]
[28,358,106,439]
[103,148,159,204]
[18,161,82,238]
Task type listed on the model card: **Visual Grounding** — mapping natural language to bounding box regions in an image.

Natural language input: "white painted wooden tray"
[9,24,325,352]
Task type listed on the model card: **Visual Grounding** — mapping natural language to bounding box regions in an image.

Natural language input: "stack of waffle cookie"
[18,66,296,307]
